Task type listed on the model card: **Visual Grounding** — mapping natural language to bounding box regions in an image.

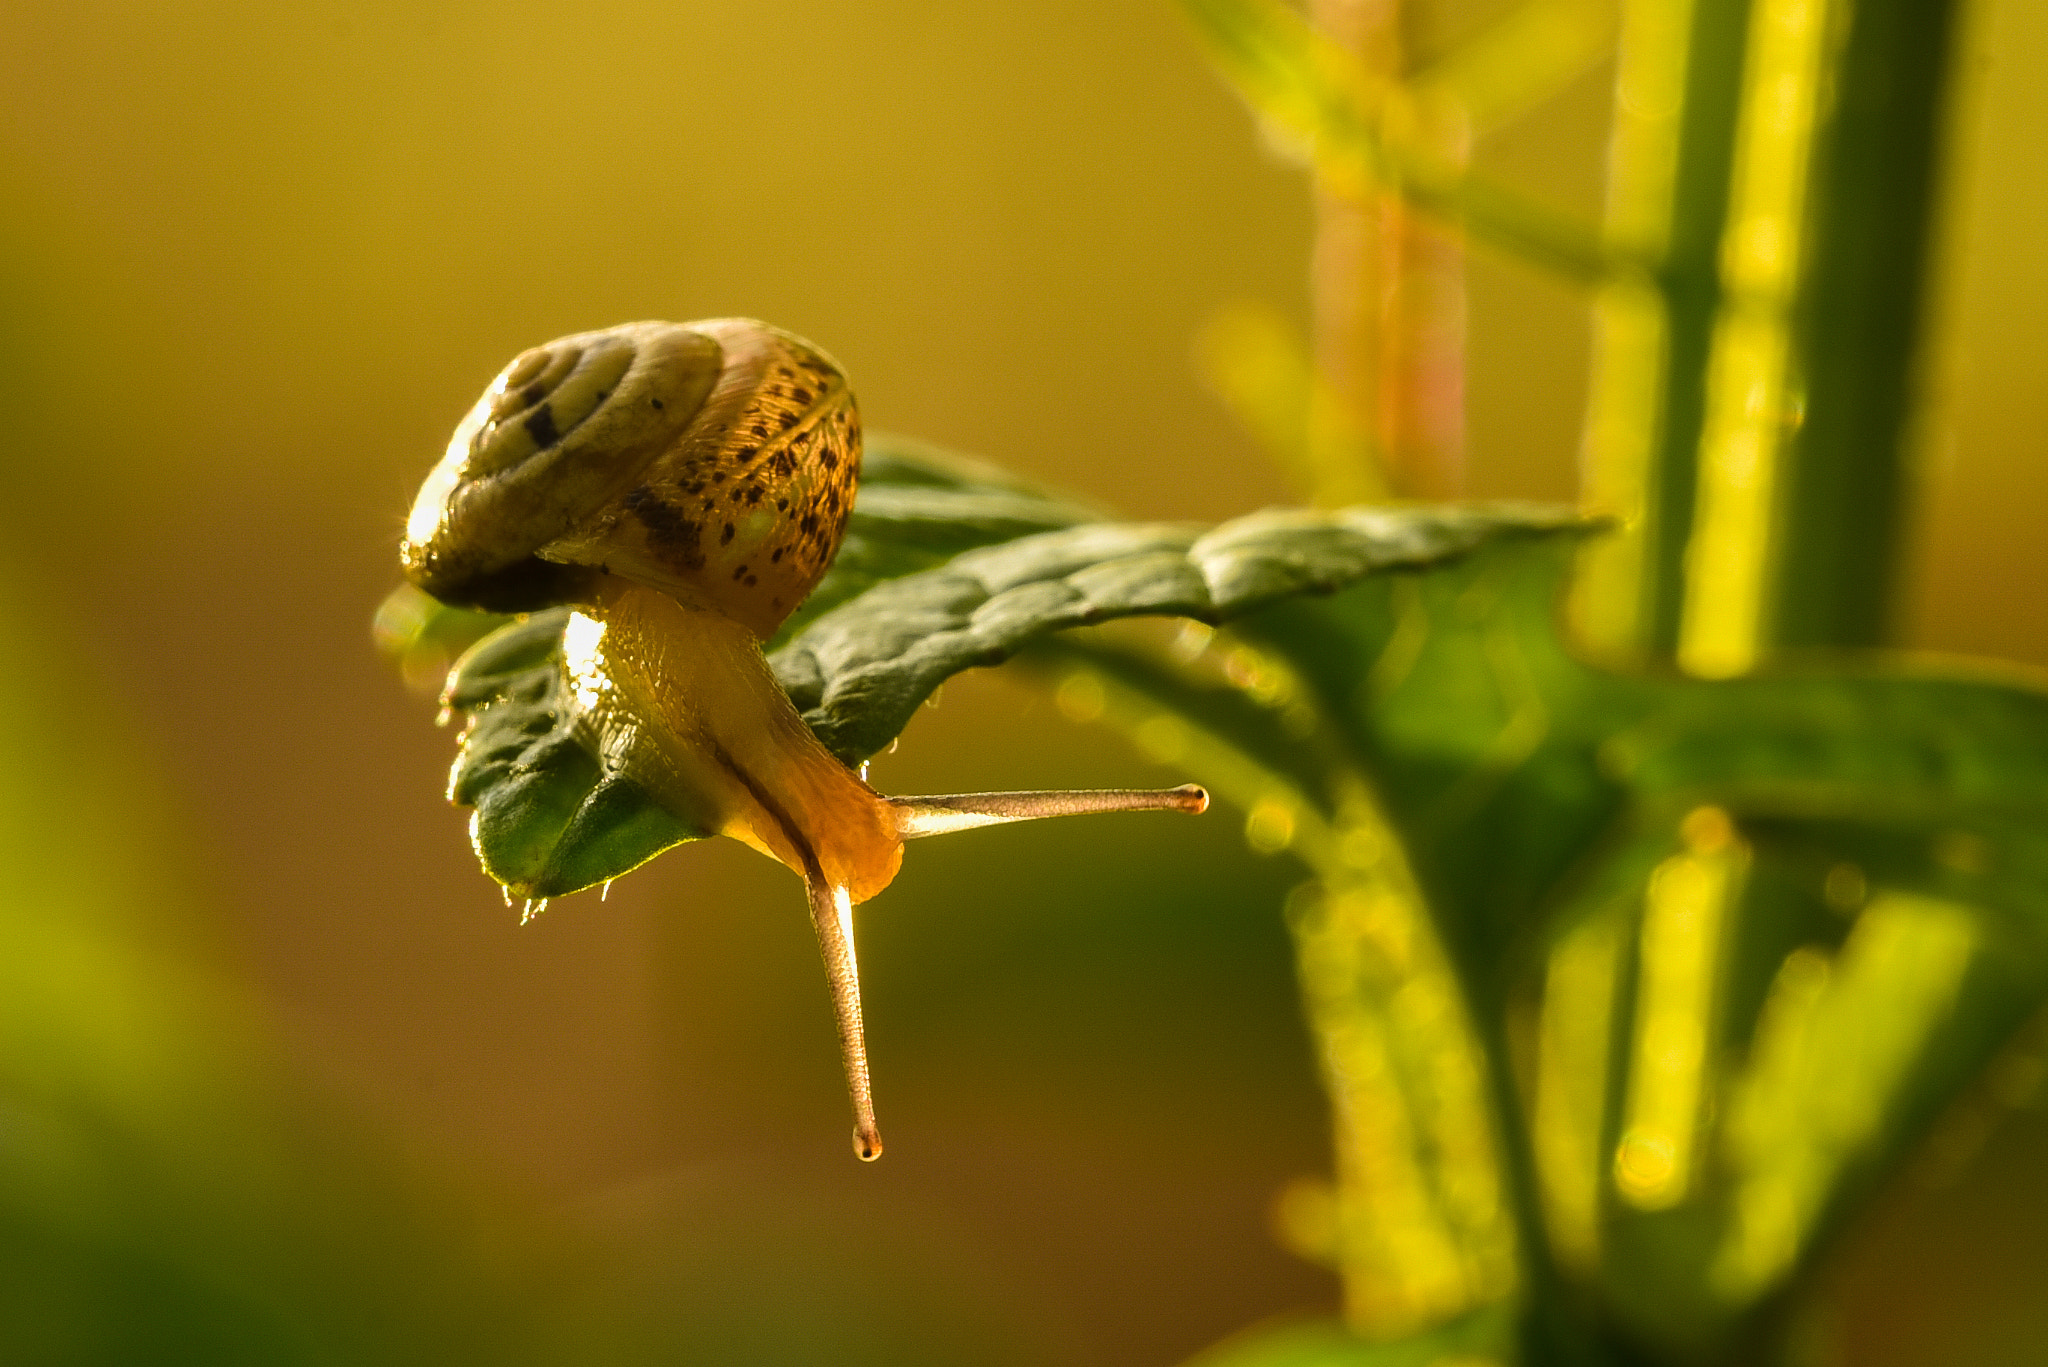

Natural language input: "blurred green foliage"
[1050,535,2048,1363]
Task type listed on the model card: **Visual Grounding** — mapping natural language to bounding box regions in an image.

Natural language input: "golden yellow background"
[1,1,2044,1362]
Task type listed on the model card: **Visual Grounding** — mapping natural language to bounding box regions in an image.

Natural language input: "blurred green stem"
[1576,0,1753,656]
[1579,0,1964,668]
[1764,0,1962,650]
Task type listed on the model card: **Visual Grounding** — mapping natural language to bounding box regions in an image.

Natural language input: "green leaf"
[442,608,702,902]
[776,503,1587,762]
[425,482,1585,899]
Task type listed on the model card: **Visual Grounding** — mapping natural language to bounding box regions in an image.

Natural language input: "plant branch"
[1179,0,1642,286]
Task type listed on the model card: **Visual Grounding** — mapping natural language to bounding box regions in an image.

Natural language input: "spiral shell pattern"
[402,318,861,636]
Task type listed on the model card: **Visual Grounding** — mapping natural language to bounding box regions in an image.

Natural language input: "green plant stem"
[1022,631,1528,1341]
[1645,0,1754,653]
[1588,0,1964,665]
[1580,0,1800,662]
[1477,1012,1605,1367]
[1768,0,1963,648]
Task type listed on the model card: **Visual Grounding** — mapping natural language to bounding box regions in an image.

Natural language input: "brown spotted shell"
[401,318,861,637]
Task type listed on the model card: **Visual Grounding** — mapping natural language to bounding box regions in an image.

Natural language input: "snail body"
[564,580,905,901]
[403,319,1206,1160]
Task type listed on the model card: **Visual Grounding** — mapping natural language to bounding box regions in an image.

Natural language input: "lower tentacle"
[807,877,883,1161]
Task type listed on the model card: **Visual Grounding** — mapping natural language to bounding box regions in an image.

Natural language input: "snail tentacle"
[808,878,883,1162]
[890,785,1209,838]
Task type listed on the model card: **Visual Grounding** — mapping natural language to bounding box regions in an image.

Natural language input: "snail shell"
[402,318,860,637]
[408,318,895,1161]
[405,317,900,901]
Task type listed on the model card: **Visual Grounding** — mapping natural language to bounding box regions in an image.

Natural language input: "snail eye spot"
[651,397,665,410]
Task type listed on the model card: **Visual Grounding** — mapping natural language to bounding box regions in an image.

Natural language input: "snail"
[400,319,1207,1160]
